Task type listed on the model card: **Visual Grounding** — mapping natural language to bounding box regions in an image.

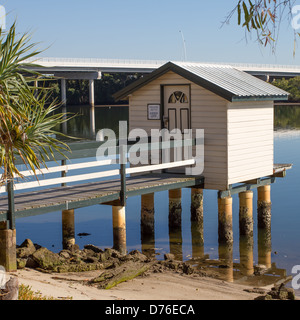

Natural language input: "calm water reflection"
[16,105,300,294]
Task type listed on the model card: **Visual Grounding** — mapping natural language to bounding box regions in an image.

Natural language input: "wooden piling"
[239,191,253,236]
[169,189,182,229]
[62,209,75,250]
[218,196,233,244]
[0,222,17,272]
[112,206,127,255]
[257,185,271,229]
[191,188,203,222]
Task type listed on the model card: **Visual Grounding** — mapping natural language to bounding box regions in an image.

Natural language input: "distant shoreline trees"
[44,73,144,106]
[272,77,300,102]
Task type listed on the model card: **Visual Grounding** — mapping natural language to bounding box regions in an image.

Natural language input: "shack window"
[168,91,188,103]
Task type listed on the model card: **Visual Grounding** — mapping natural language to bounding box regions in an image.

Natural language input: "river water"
[15,105,300,294]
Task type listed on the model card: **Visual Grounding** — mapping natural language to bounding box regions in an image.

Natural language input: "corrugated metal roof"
[174,62,288,100]
[114,61,289,102]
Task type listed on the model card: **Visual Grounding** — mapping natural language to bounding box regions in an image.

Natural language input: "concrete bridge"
[27,57,300,79]
[27,57,300,106]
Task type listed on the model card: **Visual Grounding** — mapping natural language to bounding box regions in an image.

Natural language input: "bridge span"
[27,57,300,79]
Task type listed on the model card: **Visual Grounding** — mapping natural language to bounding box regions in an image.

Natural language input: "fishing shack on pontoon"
[114,61,290,191]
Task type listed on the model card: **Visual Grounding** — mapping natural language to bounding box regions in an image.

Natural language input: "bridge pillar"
[0,222,17,272]
[89,79,96,137]
[89,79,95,107]
[61,79,67,106]
[61,79,67,134]
[112,206,127,255]
[62,209,75,250]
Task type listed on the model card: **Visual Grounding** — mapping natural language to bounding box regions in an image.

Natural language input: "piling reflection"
[137,200,288,290]
[218,242,234,282]
[141,233,155,257]
[257,227,272,269]
[168,226,183,261]
[239,235,254,276]
[191,220,204,259]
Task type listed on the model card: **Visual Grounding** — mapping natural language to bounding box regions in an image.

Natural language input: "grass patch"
[18,284,72,300]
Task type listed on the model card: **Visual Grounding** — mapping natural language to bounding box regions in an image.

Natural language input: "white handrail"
[13,169,120,191]
[0,140,198,194]
[16,159,115,178]
[126,159,195,175]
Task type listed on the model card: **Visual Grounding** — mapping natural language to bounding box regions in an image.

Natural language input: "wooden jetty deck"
[0,173,204,220]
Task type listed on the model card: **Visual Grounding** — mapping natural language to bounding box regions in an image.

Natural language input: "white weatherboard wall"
[227,101,274,186]
[129,71,229,190]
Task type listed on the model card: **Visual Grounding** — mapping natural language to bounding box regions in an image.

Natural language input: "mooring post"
[112,206,126,255]
[62,209,75,250]
[0,222,17,272]
[169,189,182,229]
[239,191,253,236]
[257,185,271,230]
[191,188,203,222]
[0,179,17,272]
[218,196,233,244]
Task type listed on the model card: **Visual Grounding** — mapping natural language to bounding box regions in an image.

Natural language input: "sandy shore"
[15,268,268,300]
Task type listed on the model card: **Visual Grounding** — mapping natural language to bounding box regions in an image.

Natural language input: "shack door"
[163,85,190,132]
[163,85,191,172]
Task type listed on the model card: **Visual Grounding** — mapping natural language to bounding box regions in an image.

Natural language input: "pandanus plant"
[0,22,69,184]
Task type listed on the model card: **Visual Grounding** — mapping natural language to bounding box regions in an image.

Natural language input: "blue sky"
[2,0,300,65]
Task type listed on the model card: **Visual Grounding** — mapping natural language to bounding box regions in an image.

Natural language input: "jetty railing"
[0,138,199,229]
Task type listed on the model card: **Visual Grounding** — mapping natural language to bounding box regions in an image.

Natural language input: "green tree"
[273,77,300,101]
[0,22,69,183]
[226,1,297,54]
